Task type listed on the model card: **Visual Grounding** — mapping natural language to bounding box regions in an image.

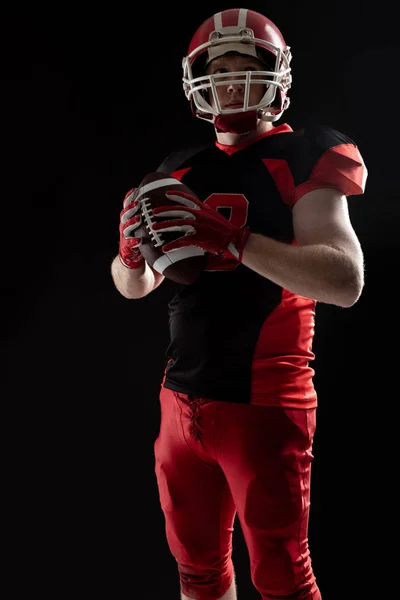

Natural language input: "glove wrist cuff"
[226,227,251,262]
[118,254,144,270]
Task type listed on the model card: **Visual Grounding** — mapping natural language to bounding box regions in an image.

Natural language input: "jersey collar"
[215,123,293,155]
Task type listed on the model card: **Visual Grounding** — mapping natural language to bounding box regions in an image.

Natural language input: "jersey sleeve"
[293,125,368,204]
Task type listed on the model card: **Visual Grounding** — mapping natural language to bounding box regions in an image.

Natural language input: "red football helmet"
[182,8,292,131]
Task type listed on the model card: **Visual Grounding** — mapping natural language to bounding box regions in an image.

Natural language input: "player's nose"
[226,80,244,93]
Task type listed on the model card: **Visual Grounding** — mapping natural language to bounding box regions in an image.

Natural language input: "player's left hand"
[151,190,251,261]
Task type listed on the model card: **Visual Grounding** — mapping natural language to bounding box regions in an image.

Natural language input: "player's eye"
[212,66,258,74]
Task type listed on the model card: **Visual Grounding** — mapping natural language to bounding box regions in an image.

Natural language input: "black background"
[2,2,399,598]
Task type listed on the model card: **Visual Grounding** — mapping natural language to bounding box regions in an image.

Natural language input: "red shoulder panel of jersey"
[293,126,368,204]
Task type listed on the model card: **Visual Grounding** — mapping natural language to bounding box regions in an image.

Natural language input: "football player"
[111,8,367,600]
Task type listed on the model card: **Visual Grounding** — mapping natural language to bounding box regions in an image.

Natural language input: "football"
[134,171,208,285]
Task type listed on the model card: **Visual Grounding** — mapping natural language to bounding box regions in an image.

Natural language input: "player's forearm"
[111,255,156,299]
[241,233,364,307]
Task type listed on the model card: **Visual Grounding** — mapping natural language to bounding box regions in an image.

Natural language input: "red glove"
[151,190,251,261]
[119,188,145,269]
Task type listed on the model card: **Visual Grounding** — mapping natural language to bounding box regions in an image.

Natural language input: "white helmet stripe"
[214,12,222,29]
[214,8,248,29]
[237,8,248,28]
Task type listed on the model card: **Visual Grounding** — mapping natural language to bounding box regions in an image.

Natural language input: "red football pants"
[154,385,321,600]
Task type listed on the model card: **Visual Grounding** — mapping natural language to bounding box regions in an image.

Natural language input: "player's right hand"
[119,188,145,269]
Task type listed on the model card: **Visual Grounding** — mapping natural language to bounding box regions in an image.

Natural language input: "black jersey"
[154,123,367,406]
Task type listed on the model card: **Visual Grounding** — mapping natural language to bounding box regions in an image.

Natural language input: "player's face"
[205,52,268,111]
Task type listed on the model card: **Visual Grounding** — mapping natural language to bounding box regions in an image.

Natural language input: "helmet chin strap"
[214,109,259,134]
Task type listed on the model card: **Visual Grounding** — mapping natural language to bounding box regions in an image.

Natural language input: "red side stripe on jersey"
[262,158,295,206]
[171,167,191,181]
[293,144,367,202]
[251,291,317,408]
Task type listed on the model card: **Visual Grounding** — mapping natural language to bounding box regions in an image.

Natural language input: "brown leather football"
[135,171,208,285]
